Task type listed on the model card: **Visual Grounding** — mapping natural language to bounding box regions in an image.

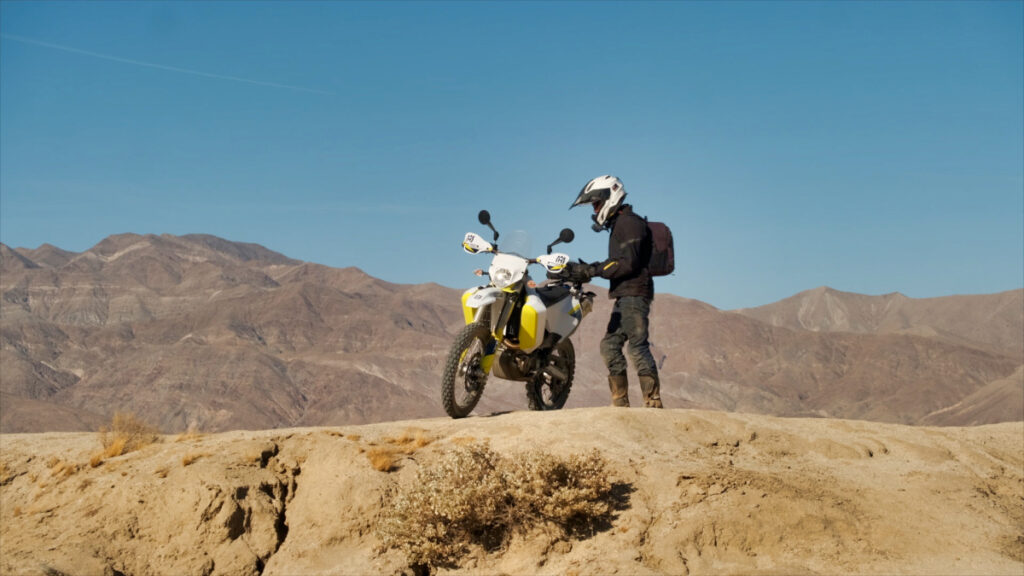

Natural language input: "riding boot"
[608,374,630,407]
[639,374,663,408]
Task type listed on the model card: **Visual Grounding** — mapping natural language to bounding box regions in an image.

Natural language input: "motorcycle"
[441,210,596,418]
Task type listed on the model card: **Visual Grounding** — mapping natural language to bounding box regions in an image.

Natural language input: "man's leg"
[600,299,630,407]
[620,297,663,408]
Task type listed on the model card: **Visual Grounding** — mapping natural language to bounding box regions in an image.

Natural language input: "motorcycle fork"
[492,292,521,344]
[469,307,497,375]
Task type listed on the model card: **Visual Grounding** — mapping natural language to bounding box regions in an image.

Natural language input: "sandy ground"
[1,407,1021,575]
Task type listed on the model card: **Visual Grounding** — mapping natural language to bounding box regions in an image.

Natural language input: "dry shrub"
[182,452,205,467]
[377,443,616,570]
[500,449,613,532]
[91,412,159,467]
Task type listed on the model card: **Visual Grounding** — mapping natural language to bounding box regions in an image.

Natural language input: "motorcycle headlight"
[491,268,515,289]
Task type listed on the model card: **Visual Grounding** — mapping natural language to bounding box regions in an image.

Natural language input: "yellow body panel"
[519,303,540,352]
[461,290,475,324]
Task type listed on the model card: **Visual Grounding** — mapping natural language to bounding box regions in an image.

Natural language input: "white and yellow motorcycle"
[441,210,596,418]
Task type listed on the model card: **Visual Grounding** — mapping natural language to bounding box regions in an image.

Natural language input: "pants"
[600,296,658,378]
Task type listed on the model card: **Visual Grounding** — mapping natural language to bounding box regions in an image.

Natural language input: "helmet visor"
[571,187,612,208]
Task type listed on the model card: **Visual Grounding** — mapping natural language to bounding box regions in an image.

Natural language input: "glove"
[563,262,594,284]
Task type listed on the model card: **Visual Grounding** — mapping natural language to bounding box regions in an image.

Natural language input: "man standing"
[568,175,663,408]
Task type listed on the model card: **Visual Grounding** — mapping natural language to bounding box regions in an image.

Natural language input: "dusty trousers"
[600,296,658,379]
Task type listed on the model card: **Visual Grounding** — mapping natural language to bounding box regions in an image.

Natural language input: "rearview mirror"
[546,228,576,254]
[478,210,498,242]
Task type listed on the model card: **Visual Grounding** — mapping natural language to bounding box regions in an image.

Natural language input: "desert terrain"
[1,233,1021,574]
[1,408,1021,575]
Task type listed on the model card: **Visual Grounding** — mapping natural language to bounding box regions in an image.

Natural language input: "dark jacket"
[594,205,654,300]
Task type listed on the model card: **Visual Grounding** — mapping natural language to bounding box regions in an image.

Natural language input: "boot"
[608,374,630,407]
[639,374,663,408]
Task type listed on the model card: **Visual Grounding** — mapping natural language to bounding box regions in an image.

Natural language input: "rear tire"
[441,323,492,418]
[526,337,574,411]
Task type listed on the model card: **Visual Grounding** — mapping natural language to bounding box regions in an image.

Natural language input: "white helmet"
[571,175,627,230]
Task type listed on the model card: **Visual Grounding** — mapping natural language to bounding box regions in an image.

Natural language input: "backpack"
[646,220,675,277]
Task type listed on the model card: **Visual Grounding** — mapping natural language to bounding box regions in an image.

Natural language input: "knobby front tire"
[441,322,492,419]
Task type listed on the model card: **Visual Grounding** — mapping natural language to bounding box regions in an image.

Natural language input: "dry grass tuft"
[367,446,402,472]
[450,436,480,446]
[181,452,205,467]
[377,443,617,570]
[48,459,80,480]
[364,429,435,472]
[90,412,159,467]
[385,428,433,450]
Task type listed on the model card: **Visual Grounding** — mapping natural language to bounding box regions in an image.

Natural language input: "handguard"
[549,261,594,284]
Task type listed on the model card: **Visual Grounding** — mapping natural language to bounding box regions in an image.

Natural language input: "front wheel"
[441,323,492,418]
[526,337,575,411]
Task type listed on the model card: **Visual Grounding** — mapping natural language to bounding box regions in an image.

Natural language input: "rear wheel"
[526,337,574,411]
[441,323,492,418]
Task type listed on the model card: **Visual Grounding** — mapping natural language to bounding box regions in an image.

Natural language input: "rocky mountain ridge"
[734,285,1023,359]
[1,234,1020,433]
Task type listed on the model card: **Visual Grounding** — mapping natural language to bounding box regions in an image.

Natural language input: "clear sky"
[1,1,1021,310]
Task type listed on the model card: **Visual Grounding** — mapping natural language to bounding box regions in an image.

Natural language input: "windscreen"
[500,230,532,258]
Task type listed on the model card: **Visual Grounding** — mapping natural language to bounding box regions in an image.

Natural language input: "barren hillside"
[1,408,1021,575]
[2,234,1021,432]
[734,286,1024,360]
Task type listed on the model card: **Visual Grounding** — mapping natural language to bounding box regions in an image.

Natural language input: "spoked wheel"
[441,323,492,418]
[526,337,575,411]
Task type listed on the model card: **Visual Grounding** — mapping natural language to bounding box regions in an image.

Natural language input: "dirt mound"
[2,408,1021,575]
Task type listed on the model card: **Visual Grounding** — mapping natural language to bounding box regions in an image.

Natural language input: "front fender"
[461,286,501,324]
[465,287,502,309]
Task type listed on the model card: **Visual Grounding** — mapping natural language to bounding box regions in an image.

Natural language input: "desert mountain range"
[1,233,1021,433]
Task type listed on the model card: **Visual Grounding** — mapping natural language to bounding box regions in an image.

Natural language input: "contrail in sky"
[1,33,335,95]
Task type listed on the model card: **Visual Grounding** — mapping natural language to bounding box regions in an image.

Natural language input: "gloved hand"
[558,261,594,284]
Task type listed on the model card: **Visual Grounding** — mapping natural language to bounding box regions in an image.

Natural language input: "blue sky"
[1,1,1021,310]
